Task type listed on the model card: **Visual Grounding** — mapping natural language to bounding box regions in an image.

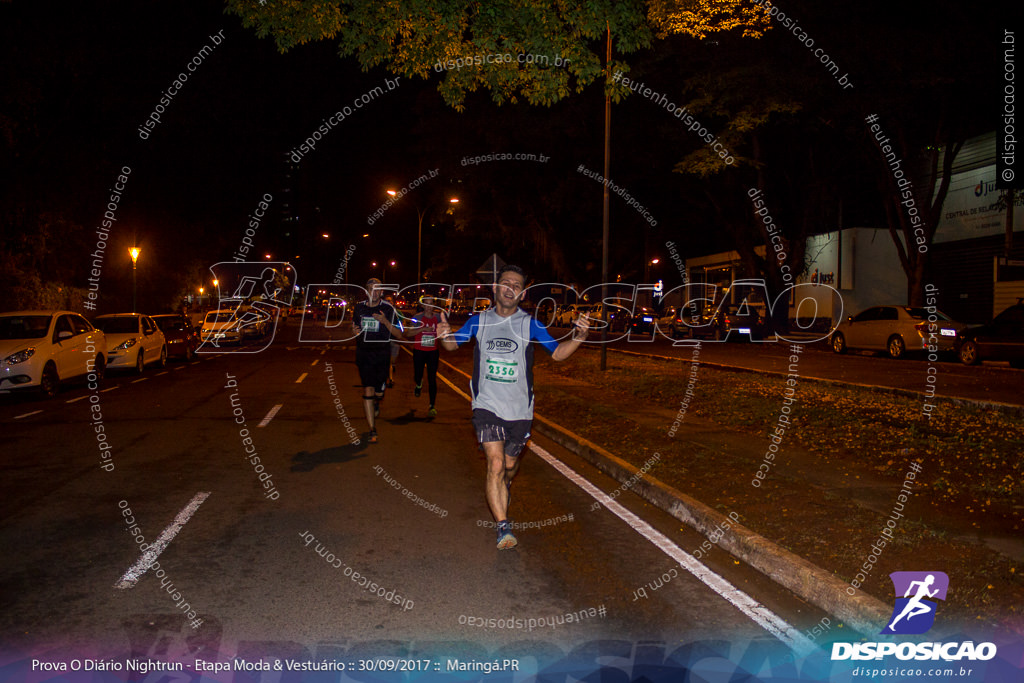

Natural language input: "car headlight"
[5,347,35,365]
[114,338,139,351]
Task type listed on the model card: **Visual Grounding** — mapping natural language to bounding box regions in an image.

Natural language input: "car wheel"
[135,349,145,374]
[887,335,905,359]
[831,332,847,354]
[92,355,106,383]
[958,340,980,365]
[39,362,60,399]
[157,345,167,368]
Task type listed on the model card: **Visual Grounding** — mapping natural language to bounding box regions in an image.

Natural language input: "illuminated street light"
[129,247,141,313]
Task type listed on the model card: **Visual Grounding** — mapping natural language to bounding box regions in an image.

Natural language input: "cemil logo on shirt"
[485,338,518,353]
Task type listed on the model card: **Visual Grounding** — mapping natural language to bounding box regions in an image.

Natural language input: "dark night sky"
[1,1,1005,310]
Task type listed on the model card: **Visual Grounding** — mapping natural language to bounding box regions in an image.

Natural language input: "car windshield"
[154,317,187,331]
[904,307,951,321]
[206,312,236,323]
[94,317,139,334]
[0,315,52,340]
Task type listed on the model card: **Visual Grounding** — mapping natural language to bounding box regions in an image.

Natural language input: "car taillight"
[914,322,929,336]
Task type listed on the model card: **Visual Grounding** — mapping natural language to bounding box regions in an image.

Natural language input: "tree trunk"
[907,256,927,306]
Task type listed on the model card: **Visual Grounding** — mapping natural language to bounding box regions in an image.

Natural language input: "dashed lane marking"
[258,404,283,427]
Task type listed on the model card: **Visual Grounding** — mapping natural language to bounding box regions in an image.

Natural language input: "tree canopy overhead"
[225,0,769,109]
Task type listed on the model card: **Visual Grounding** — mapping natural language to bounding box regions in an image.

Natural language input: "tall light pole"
[600,21,612,371]
[129,247,141,313]
[386,190,459,282]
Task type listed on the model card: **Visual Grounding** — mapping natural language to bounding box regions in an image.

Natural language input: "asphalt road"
[1,321,831,671]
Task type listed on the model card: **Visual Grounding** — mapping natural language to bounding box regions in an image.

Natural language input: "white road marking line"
[131,377,149,384]
[189,361,200,365]
[320,349,327,355]
[530,441,814,655]
[310,359,319,367]
[435,364,814,655]
[115,491,210,589]
[14,410,43,419]
[258,404,283,427]
[295,372,308,383]
[156,371,169,376]
[100,386,119,393]
[173,365,185,371]
[66,396,89,404]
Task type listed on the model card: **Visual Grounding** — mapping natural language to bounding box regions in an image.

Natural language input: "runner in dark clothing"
[351,278,403,443]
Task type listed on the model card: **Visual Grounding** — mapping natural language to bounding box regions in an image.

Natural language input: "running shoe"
[496,520,517,550]
[415,384,422,397]
[368,429,378,444]
[428,405,437,417]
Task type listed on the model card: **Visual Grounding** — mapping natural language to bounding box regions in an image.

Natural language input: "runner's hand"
[573,313,591,341]
[437,311,451,339]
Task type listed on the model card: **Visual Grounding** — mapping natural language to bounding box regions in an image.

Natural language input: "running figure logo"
[882,571,949,635]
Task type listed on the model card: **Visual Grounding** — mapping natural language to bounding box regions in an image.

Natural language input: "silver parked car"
[831,305,968,359]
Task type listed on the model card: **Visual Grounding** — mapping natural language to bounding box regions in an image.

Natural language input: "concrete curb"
[532,413,892,638]
[590,345,1024,418]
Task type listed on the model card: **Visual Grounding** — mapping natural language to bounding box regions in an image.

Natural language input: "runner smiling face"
[493,269,525,316]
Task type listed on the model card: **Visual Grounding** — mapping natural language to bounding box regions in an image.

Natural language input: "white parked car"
[554,304,579,326]
[200,309,243,345]
[94,313,167,373]
[0,310,107,398]
[831,305,968,359]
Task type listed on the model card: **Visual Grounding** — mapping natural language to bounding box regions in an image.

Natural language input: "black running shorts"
[471,408,532,458]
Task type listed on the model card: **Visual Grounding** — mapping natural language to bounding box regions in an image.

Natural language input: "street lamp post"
[373,260,397,282]
[129,247,141,312]
[386,190,459,282]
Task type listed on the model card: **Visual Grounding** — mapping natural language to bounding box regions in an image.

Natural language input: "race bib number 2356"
[485,358,518,383]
